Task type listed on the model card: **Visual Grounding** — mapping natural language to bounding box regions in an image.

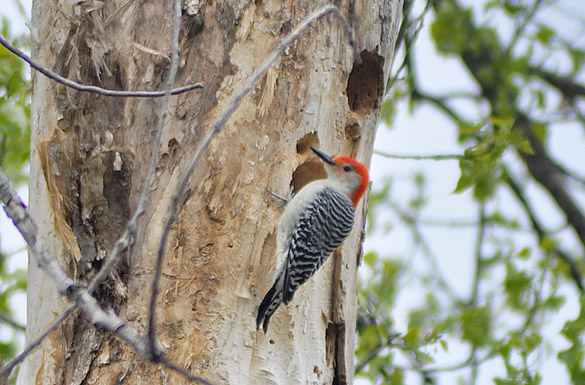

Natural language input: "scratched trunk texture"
[19,0,401,384]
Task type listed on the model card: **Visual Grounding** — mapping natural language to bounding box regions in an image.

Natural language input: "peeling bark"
[21,0,402,384]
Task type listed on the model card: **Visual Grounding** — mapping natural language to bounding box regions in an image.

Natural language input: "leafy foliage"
[0,17,30,185]
[357,0,585,384]
[0,13,30,364]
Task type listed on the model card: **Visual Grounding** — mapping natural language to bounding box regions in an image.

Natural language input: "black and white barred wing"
[282,187,355,304]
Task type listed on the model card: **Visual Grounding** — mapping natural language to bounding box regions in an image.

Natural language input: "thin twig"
[555,161,585,188]
[518,270,547,336]
[159,356,215,385]
[0,305,77,378]
[0,166,196,381]
[515,113,585,249]
[469,202,486,385]
[416,216,526,231]
[5,245,27,257]
[386,0,433,92]
[355,341,385,373]
[374,150,464,161]
[470,203,486,304]
[355,313,499,376]
[385,0,414,92]
[0,311,26,331]
[148,3,360,351]
[0,34,203,97]
[88,0,184,294]
[12,0,28,19]
[504,0,544,58]
[0,165,135,341]
[0,168,170,369]
[502,166,585,293]
[423,350,497,374]
[389,200,462,303]
[0,166,213,383]
[529,65,585,99]
[412,89,471,127]
[146,0,183,357]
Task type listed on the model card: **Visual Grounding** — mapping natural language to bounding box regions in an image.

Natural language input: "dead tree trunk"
[18,1,401,384]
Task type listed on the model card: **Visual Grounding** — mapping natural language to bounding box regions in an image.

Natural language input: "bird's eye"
[343,165,352,172]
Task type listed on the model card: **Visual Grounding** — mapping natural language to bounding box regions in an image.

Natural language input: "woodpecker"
[256,146,370,333]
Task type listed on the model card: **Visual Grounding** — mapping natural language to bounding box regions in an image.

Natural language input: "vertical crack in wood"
[327,248,347,385]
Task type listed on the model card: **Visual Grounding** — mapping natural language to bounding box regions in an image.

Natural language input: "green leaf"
[523,333,542,354]
[542,295,565,311]
[568,47,585,74]
[535,27,555,45]
[414,349,435,365]
[388,368,405,385]
[497,340,512,360]
[380,98,397,126]
[489,116,515,128]
[516,246,531,260]
[540,236,558,253]
[460,306,492,347]
[504,263,532,310]
[453,160,475,194]
[532,123,548,141]
[430,3,472,54]
[459,122,484,134]
[453,157,499,199]
[558,298,585,382]
[494,378,516,385]
[439,339,448,352]
[403,327,421,349]
[0,102,27,135]
[363,251,377,267]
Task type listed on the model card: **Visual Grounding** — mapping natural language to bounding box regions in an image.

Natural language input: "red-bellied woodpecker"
[256,146,370,333]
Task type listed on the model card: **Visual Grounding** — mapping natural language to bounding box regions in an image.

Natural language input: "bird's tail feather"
[256,279,284,333]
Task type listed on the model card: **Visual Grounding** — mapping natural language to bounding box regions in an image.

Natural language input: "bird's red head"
[333,156,370,207]
[310,146,370,207]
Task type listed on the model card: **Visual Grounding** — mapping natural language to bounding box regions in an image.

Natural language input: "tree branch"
[0,34,203,97]
[374,150,464,160]
[470,203,486,305]
[503,167,584,293]
[389,200,463,303]
[411,89,472,128]
[146,0,183,357]
[467,203,486,385]
[434,0,585,252]
[0,305,77,378]
[0,311,26,331]
[424,351,497,374]
[504,0,545,58]
[0,166,214,384]
[515,113,585,249]
[529,66,585,100]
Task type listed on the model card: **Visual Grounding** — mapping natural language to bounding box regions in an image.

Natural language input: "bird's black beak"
[310,146,336,166]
